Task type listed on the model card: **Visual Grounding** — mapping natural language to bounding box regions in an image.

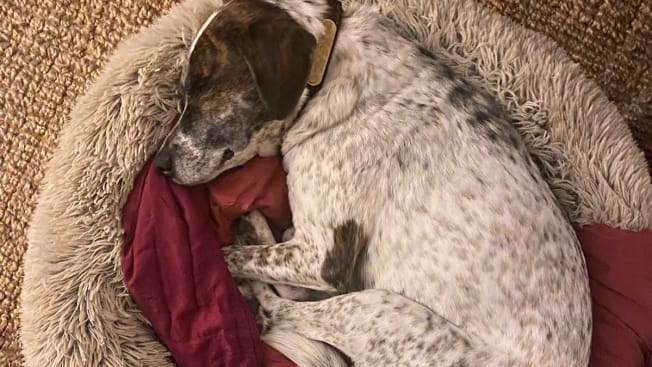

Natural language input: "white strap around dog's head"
[179,7,224,92]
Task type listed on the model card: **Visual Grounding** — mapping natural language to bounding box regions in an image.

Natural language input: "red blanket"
[122,155,652,367]
[575,225,652,367]
[122,156,295,367]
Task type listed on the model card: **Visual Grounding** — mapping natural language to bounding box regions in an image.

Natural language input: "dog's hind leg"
[251,282,530,367]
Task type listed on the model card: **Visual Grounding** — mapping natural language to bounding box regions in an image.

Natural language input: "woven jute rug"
[1,0,650,366]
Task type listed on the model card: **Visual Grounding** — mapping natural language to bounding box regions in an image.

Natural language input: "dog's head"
[154,0,316,185]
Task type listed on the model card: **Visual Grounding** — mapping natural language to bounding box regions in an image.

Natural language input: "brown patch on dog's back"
[321,220,370,292]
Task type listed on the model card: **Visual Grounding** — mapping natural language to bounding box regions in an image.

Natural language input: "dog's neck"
[247,0,344,158]
[281,4,427,152]
[264,0,342,98]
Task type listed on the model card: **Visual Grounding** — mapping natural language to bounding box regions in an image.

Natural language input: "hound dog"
[154,0,592,365]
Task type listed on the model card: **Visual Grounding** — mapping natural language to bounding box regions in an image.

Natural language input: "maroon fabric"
[122,156,295,367]
[208,157,292,244]
[575,224,652,367]
[262,344,298,367]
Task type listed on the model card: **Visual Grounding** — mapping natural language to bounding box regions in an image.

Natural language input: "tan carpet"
[1,0,650,365]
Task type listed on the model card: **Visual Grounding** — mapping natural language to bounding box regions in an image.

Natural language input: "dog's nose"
[154,148,173,176]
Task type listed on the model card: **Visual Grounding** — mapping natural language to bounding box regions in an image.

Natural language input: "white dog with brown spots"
[154,0,592,365]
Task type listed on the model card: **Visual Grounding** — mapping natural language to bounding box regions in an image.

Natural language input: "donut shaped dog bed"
[21,0,652,366]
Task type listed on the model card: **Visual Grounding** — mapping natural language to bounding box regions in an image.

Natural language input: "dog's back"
[282,6,591,365]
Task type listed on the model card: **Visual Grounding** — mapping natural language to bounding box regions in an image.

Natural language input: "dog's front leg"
[222,240,336,292]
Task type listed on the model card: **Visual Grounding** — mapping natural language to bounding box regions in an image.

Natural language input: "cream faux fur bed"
[20,0,652,365]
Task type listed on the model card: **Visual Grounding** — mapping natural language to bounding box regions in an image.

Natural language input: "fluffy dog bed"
[4,1,652,365]
[19,0,652,366]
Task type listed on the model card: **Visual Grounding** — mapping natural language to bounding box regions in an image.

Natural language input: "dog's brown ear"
[237,19,316,119]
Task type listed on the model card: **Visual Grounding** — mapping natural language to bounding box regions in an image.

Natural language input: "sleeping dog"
[154,0,592,365]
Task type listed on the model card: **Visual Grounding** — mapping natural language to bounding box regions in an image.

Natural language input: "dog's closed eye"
[222,148,235,161]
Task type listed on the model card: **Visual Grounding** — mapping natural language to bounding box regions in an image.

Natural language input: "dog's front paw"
[231,217,260,247]
[251,281,282,307]
[222,245,247,276]
[235,279,261,317]
[250,281,293,331]
[252,282,280,333]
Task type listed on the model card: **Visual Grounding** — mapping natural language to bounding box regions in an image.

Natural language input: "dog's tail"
[262,329,349,367]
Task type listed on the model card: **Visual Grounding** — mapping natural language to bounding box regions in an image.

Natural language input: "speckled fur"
[163,1,591,365]
[253,282,523,367]
[232,212,347,367]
